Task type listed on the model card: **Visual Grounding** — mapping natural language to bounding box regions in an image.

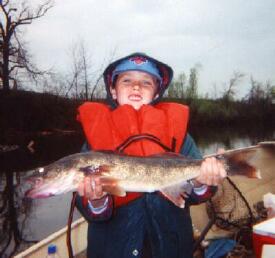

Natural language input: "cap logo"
[130,56,148,65]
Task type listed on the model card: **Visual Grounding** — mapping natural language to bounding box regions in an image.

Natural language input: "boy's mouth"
[128,94,142,101]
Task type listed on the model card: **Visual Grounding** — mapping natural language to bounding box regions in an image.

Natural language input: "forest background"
[1,0,274,144]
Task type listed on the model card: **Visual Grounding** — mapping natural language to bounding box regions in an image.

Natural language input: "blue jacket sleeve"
[180,134,202,159]
[180,134,217,205]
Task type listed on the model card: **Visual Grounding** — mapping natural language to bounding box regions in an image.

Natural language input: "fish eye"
[38,168,44,173]
[35,167,45,175]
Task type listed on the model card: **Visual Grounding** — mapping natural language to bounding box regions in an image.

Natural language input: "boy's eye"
[141,80,153,87]
[121,79,131,84]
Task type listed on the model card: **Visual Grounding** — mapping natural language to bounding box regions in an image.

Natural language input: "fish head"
[25,159,84,199]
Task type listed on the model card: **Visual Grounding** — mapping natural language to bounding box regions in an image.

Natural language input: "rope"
[66,191,77,258]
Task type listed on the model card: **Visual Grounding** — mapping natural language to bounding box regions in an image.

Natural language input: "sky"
[23,0,275,98]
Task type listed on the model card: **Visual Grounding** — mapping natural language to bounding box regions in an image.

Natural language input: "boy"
[76,53,226,258]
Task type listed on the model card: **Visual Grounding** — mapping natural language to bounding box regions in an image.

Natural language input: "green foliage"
[167,64,200,100]
[0,90,82,132]
[167,72,186,98]
[247,77,275,104]
[163,96,275,130]
[1,89,274,138]
[186,67,198,100]
[189,99,238,126]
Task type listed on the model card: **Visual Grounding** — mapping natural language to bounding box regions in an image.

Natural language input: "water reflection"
[193,126,275,155]
[0,132,84,257]
[0,129,274,257]
[0,172,35,257]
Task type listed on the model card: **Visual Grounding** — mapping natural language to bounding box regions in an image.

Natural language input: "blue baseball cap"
[103,52,173,107]
[111,56,162,83]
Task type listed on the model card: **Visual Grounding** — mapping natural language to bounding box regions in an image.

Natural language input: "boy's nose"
[132,82,141,90]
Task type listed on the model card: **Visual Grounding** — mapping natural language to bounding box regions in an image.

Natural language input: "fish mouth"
[24,171,77,199]
[24,177,55,199]
[26,177,44,185]
[25,188,55,199]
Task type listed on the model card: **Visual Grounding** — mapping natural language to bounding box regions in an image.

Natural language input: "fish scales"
[94,153,201,188]
[24,141,275,208]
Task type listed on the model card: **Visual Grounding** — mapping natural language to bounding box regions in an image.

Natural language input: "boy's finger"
[94,178,104,198]
[77,181,84,196]
[205,158,215,185]
[219,162,227,178]
[85,177,93,199]
[91,178,96,192]
[217,148,225,154]
[95,185,103,198]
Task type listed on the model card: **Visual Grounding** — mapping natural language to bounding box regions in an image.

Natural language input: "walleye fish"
[25,141,275,208]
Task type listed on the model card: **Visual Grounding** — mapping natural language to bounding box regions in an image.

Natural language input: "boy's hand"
[193,149,227,187]
[77,176,107,207]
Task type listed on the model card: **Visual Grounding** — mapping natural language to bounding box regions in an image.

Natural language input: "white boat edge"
[14,173,275,257]
[14,217,88,258]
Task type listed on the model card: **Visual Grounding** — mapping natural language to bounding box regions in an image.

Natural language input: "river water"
[0,128,274,257]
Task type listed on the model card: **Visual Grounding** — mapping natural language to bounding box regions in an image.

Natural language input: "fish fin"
[259,141,275,156]
[100,177,126,197]
[225,156,260,178]
[216,141,275,179]
[160,189,186,208]
[160,183,192,209]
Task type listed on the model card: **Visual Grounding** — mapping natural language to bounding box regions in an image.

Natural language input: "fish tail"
[220,141,275,179]
[225,157,261,178]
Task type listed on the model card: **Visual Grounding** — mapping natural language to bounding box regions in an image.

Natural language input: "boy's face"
[110,71,159,110]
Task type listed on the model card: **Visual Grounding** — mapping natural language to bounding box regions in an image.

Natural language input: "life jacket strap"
[115,133,175,153]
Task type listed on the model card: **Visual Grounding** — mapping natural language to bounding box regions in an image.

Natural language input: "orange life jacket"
[77,102,189,207]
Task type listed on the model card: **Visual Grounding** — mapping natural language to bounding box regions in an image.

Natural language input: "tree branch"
[13,0,53,29]
[1,0,54,91]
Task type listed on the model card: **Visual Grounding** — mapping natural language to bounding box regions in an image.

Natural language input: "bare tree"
[90,47,117,100]
[222,71,245,102]
[0,0,54,92]
[65,43,117,100]
[80,41,89,100]
[41,71,68,96]
[65,40,93,99]
[211,82,218,99]
[65,42,82,98]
